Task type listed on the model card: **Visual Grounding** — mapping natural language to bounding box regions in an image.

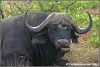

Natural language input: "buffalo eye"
[51,29,56,33]
[49,28,56,33]
[63,26,71,33]
[66,29,71,33]
[63,25,71,33]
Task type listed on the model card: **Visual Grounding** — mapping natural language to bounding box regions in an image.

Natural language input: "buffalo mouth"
[60,47,70,53]
[55,40,70,53]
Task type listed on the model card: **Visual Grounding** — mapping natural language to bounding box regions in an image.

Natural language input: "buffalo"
[1,10,92,66]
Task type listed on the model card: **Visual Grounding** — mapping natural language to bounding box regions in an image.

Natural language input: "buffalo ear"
[31,32,47,47]
[71,30,79,43]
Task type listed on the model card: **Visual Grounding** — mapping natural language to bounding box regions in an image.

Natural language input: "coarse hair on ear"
[31,32,48,47]
[71,30,79,43]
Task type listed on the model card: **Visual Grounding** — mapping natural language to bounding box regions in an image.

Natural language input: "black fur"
[31,33,63,65]
[1,12,79,66]
[71,30,79,43]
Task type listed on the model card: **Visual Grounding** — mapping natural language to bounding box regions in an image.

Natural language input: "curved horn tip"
[87,12,90,15]
[25,9,28,14]
[87,11,89,13]
[26,9,28,12]
[87,11,92,21]
[23,10,29,20]
[73,11,92,34]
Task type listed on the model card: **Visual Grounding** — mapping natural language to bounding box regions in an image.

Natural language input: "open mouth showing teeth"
[60,48,70,53]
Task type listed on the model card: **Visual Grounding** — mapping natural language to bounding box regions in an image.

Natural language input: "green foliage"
[1,1,99,48]
[87,32,99,48]
[92,15,99,29]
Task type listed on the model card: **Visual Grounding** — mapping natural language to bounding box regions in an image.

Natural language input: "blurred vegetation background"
[0,0,99,64]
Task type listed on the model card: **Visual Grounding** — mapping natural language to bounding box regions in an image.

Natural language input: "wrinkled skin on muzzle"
[47,24,71,53]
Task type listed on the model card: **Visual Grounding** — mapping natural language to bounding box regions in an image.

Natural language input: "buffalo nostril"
[65,41,69,45]
[57,39,69,45]
[56,39,69,48]
[65,41,68,44]
[57,41,61,44]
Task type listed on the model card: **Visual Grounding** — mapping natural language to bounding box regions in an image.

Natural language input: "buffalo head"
[23,10,92,53]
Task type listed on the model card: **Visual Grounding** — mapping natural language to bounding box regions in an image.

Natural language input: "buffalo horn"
[23,10,53,32]
[71,12,92,34]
